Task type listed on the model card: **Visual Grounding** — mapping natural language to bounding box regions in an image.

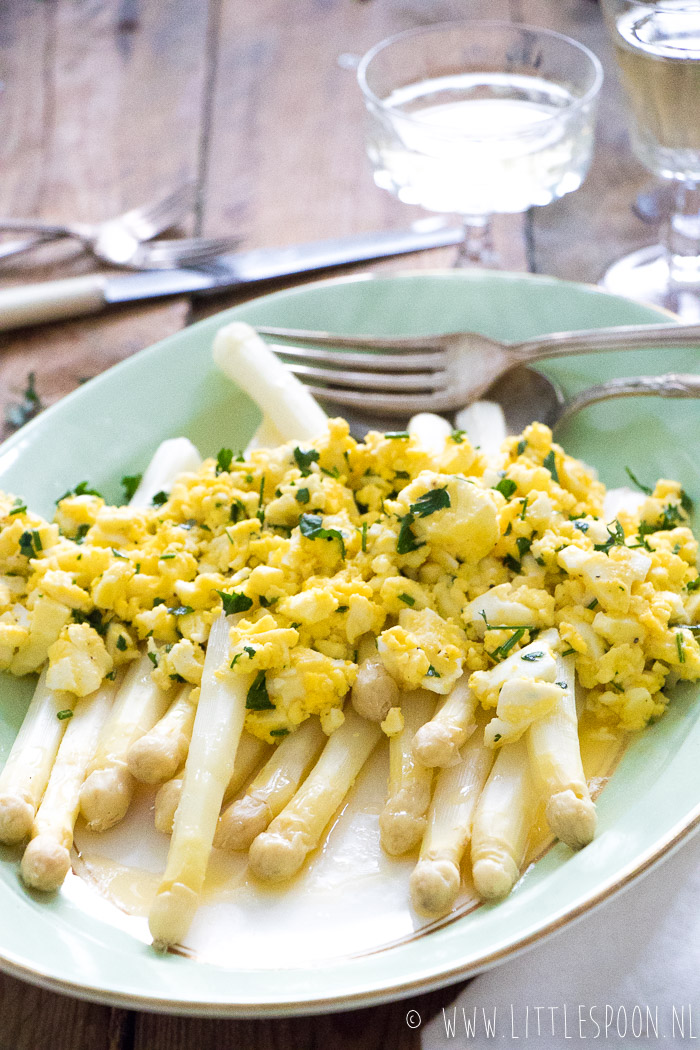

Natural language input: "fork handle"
[513,321,700,361]
[0,276,107,332]
[557,373,700,429]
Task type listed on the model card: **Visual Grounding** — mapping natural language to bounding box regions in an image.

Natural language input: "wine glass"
[357,21,603,268]
[600,1,700,318]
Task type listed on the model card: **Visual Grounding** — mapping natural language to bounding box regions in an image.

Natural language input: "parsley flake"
[151,490,168,507]
[625,467,652,495]
[217,590,253,616]
[398,593,415,606]
[298,514,345,558]
[216,448,234,474]
[246,671,274,711]
[56,709,73,721]
[410,487,451,518]
[296,487,310,505]
[57,480,103,504]
[385,431,409,440]
[543,450,559,482]
[396,513,424,555]
[426,665,441,677]
[493,477,517,499]
[293,447,319,477]
[120,474,142,502]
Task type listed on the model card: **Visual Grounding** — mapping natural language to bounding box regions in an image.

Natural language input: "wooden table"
[0,1,660,1046]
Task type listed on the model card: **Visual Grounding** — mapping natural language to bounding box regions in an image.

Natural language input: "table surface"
[0,0,661,1046]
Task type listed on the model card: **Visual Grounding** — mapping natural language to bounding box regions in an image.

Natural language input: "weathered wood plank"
[0,975,117,1050]
[0,0,212,437]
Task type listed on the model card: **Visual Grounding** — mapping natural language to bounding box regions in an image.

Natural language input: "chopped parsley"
[105,670,117,681]
[595,519,626,553]
[120,474,142,502]
[396,513,424,555]
[361,520,368,553]
[519,497,529,520]
[246,671,274,711]
[561,647,576,657]
[587,598,599,610]
[6,371,43,432]
[296,487,310,505]
[56,480,103,504]
[543,450,559,483]
[168,605,194,617]
[450,430,466,444]
[56,709,73,721]
[398,593,415,606]
[19,530,41,558]
[216,448,233,474]
[516,439,527,455]
[147,651,158,667]
[574,520,589,533]
[395,470,410,480]
[677,631,685,664]
[493,733,502,742]
[231,645,256,668]
[625,467,652,495]
[504,554,522,573]
[521,651,544,661]
[687,578,700,592]
[293,447,319,477]
[257,475,266,523]
[410,487,450,518]
[298,513,345,558]
[217,590,253,616]
[111,547,126,559]
[426,665,441,677]
[230,499,247,522]
[681,489,694,514]
[516,537,532,559]
[8,499,26,516]
[385,431,409,440]
[270,728,290,737]
[116,635,128,652]
[493,477,517,499]
[259,595,278,608]
[151,490,168,507]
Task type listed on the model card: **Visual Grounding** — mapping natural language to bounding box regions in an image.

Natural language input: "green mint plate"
[0,271,698,1016]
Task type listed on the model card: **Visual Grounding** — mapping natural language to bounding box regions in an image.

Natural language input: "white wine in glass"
[601,1,700,317]
[358,22,603,268]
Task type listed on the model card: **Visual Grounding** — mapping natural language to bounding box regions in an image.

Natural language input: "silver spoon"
[484,367,700,434]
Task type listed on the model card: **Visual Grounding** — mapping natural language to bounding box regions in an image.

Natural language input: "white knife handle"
[0,275,107,332]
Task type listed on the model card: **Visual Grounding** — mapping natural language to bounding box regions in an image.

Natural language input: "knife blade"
[0,223,463,333]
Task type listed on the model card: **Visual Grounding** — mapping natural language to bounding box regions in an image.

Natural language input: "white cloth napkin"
[421,828,700,1050]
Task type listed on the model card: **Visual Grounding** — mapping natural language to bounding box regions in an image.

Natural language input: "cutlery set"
[0,185,697,420]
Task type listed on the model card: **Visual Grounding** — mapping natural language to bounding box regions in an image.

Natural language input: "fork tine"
[270,343,446,372]
[122,181,197,239]
[256,325,449,352]
[136,235,240,266]
[301,383,456,415]
[285,362,445,392]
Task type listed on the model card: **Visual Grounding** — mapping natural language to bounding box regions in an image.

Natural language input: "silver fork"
[256,322,700,415]
[0,182,197,264]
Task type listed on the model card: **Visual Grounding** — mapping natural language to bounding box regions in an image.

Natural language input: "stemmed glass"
[600,1,700,319]
[357,21,603,268]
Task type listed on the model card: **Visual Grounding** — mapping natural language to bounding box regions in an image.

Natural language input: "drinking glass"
[601,1,700,318]
[357,22,603,267]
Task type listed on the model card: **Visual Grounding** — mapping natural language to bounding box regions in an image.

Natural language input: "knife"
[0,223,463,333]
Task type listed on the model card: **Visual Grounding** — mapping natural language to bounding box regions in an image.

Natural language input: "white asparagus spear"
[214,718,326,851]
[128,437,201,508]
[412,675,478,768]
[454,400,508,461]
[149,614,249,948]
[0,670,76,844]
[470,738,538,900]
[153,731,269,834]
[249,708,381,882]
[408,412,452,455]
[379,689,436,856]
[410,727,494,916]
[79,653,171,831]
[20,673,122,891]
[213,322,328,443]
[527,651,596,849]
[351,632,399,721]
[127,684,197,785]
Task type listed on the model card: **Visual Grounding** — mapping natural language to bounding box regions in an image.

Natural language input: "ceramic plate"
[0,271,699,1016]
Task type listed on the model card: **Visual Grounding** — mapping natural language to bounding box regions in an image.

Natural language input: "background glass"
[601,0,700,318]
[358,22,603,267]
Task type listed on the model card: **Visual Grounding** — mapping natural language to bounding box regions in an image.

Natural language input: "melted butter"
[73,852,160,916]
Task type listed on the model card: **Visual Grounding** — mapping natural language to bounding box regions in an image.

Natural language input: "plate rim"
[0,267,694,1016]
